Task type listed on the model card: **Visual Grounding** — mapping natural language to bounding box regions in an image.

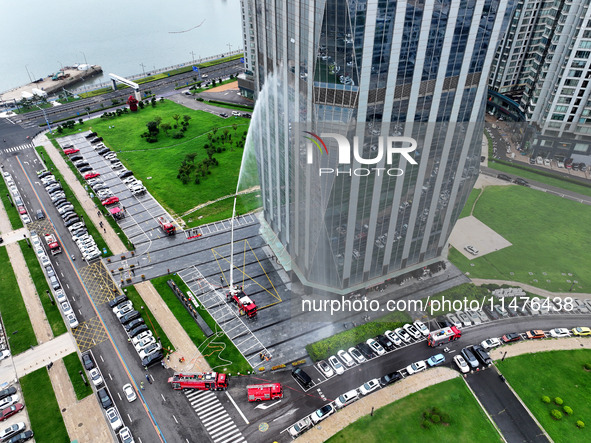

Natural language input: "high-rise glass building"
[240,0,514,293]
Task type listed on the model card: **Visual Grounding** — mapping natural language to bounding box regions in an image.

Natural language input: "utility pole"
[140,63,146,76]
[227,43,232,53]
[190,51,196,64]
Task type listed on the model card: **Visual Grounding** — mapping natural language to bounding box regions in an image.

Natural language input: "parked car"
[0,422,25,442]
[513,178,529,187]
[461,347,479,368]
[480,338,501,350]
[337,350,355,367]
[379,371,402,386]
[97,388,112,409]
[0,388,16,402]
[413,320,430,337]
[6,430,33,443]
[0,404,24,422]
[394,327,412,343]
[526,329,545,339]
[142,351,164,368]
[403,323,422,340]
[118,427,134,443]
[572,327,591,336]
[106,407,123,431]
[82,353,95,370]
[471,345,492,366]
[317,360,334,378]
[366,338,385,356]
[355,342,375,360]
[464,245,479,255]
[384,330,403,346]
[310,404,335,424]
[376,334,394,351]
[427,353,445,367]
[549,328,570,338]
[328,355,344,375]
[502,332,521,343]
[453,354,470,373]
[287,417,312,438]
[358,379,380,395]
[138,343,162,360]
[497,173,511,181]
[89,368,103,387]
[114,300,133,317]
[120,310,141,325]
[122,384,137,402]
[347,347,366,364]
[0,397,18,412]
[128,324,149,338]
[292,368,313,389]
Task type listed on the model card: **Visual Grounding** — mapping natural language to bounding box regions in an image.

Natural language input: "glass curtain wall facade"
[241,0,514,293]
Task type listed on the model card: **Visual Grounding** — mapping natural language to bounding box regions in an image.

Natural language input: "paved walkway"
[13,333,76,376]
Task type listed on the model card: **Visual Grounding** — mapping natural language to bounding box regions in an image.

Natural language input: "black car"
[85,132,97,139]
[292,368,313,389]
[82,353,95,370]
[472,345,492,366]
[37,170,51,178]
[65,217,81,228]
[120,310,141,325]
[98,148,110,155]
[52,198,67,207]
[128,324,149,338]
[124,318,145,332]
[70,155,83,162]
[242,113,251,118]
[79,166,93,173]
[97,387,112,409]
[219,113,228,118]
[379,371,402,386]
[497,173,511,181]
[461,347,479,369]
[482,305,500,321]
[108,294,128,309]
[355,342,375,360]
[513,178,529,187]
[7,430,34,443]
[142,351,164,368]
[35,209,45,220]
[90,137,103,144]
[0,386,17,400]
[75,162,90,169]
[120,171,133,179]
[529,157,536,164]
[502,332,521,343]
[376,334,395,351]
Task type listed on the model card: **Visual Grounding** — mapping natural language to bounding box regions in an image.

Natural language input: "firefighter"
[140,382,144,390]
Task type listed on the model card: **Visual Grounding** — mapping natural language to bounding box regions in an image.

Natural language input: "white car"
[413,320,430,337]
[132,331,153,346]
[114,301,134,318]
[0,394,19,410]
[60,301,73,316]
[106,407,123,431]
[232,111,241,116]
[366,338,385,356]
[0,422,25,441]
[122,383,137,402]
[348,347,366,364]
[453,354,470,374]
[464,245,479,255]
[384,330,403,346]
[287,417,311,438]
[317,360,334,378]
[0,350,11,361]
[481,338,501,350]
[550,328,570,338]
[138,343,162,359]
[66,312,79,329]
[89,368,103,386]
[119,426,135,443]
[358,379,380,395]
[403,323,422,340]
[337,349,355,367]
[310,404,335,424]
[394,327,412,343]
[55,289,67,304]
[406,360,427,375]
[328,355,344,375]
[134,336,156,352]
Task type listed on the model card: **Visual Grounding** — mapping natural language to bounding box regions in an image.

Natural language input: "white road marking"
[225,391,249,424]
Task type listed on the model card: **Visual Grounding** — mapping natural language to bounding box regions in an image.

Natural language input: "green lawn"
[488,160,591,198]
[20,368,69,443]
[35,145,112,257]
[306,310,411,362]
[151,275,252,375]
[327,378,501,443]
[497,350,591,443]
[449,186,591,292]
[0,175,24,229]
[0,247,37,354]
[121,285,174,355]
[63,352,93,400]
[18,240,67,337]
[458,188,480,219]
[54,100,251,217]
[182,192,262,228]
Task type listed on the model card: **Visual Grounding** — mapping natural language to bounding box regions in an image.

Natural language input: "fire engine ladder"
[178,266,270,369]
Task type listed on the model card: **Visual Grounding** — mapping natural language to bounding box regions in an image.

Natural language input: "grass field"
[20,368,70,443]
[122,285,174,355]
[497,349,591,443]
[0,247,37,354]
[182,192,262,228]
[54,100,251,217]
[489,160,591,198]
[305,310,411,362]
[151,275,252,374]
[18,240,67,337]
[0,175,24,229]
[326,378,501,443]
[35,145,112,257]
[63,352,93,400]
[458,188,480,219]
[449,186,591,292]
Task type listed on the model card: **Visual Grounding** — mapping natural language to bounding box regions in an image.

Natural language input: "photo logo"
[304,132,418,177]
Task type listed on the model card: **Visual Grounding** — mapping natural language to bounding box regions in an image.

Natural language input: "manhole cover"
[259,422,269,432]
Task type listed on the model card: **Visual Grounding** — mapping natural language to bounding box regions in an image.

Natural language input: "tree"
[85,106,91,117]
[154,116,162,128]
[232,123,238,132]
[212,127,219,136]
[172,114,180,125]
[207,133,213,143]
[161,123,172,134]
[183,115,191,124]
[146,121,159,136]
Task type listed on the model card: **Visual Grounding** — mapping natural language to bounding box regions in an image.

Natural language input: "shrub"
[440,412,451,423]
[541,396,551,404]
[421,420,432,430]
[584,363,591,370]
[551,409,563,420]
[423,411,431,420]
[554,397,564,405]
[172,132,184,139]
[563,406,573,415]
[431,414,441,424]
[576,420,585,429]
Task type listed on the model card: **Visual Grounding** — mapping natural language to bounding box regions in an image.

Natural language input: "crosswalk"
[184,389,246,443]
[1,143,34,153]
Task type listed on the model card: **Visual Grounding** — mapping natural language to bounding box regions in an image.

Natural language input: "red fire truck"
[45,234,62,255]
[157,216,176,235]
[168,372,229,391]
[227,288,257,318]
[427,326,462,347]
[247,383,283,402]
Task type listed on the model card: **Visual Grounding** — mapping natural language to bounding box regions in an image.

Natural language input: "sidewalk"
[13,333,76,377]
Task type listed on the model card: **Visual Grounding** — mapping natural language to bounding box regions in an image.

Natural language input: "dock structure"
[0,65,103,103]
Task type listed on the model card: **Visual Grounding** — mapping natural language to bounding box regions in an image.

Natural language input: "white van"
[334,389,359,409]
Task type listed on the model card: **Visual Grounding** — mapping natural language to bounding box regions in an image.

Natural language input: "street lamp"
[140,63,146,76]
[36,105,53,134]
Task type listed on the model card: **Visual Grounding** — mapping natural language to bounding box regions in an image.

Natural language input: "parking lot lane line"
[173,415,178,424]
[225,391,249,424]
[161,393,166,402]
